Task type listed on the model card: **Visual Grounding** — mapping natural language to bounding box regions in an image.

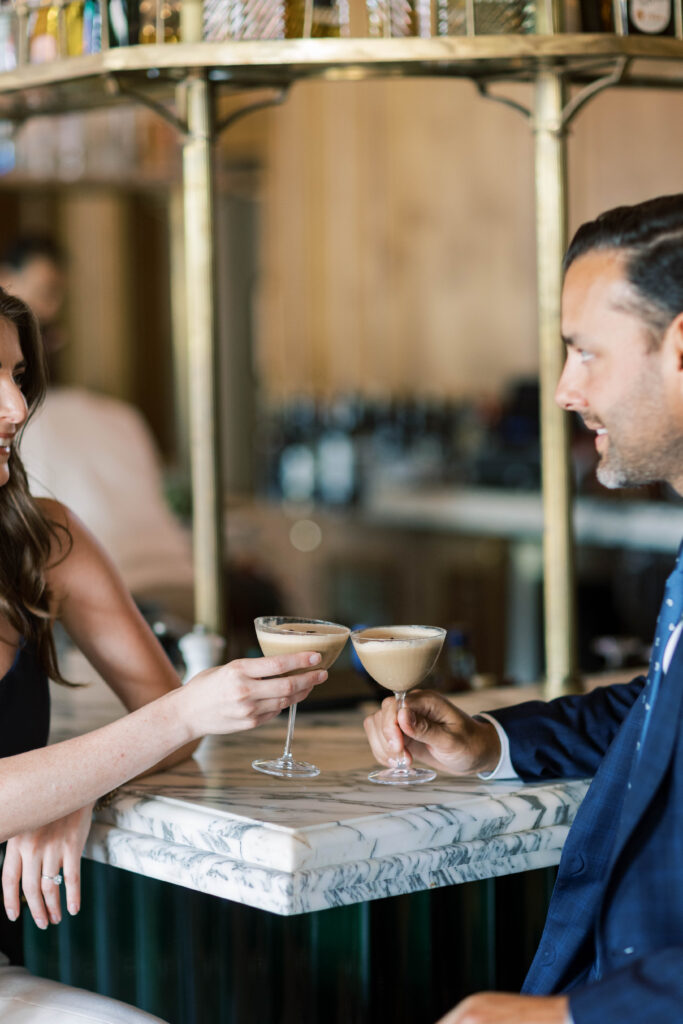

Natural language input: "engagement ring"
[41,873,63,885]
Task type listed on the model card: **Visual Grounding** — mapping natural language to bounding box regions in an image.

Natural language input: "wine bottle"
[82,0,102,51]
[138,0,181,43]
[0,3,17,71]
[65,0,84,54]
[28,1,59,62]
[108,0,139,44]
[138,0,156,41]
[577,0,613,30]
[285,0,349,37]
[623,0,674,33]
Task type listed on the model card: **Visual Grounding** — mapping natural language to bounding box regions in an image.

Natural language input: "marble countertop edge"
[85,820,571,916]
[94,778,590,873]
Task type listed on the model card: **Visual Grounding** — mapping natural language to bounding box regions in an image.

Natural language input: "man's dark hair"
[0,235,65,271]
[565,194,683,344]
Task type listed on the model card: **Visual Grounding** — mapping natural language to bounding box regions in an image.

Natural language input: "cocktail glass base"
[252,757,320,778]
[368,766,437,785]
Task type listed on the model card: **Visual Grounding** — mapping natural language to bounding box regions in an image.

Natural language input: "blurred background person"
[0,236,196,628]
[0,236,283,662]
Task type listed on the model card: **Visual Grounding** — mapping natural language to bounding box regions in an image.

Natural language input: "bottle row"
[0,0,680,70]
[256,389,543,507]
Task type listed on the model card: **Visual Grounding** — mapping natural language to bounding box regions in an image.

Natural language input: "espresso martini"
[255,620,349,670]
[352,624,446,785]
[252,617,349,778]
[350,625,444,693]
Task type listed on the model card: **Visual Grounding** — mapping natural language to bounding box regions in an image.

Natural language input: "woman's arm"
[0,649,326,842]
[42,499,198,769]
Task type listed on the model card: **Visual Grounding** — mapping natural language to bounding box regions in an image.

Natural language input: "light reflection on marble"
[51,672,590,916]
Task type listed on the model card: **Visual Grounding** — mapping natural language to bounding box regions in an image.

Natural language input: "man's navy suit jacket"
[489,641,683,1024]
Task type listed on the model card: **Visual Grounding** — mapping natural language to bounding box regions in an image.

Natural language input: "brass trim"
[181,73,225,633]
[533,70,580,697]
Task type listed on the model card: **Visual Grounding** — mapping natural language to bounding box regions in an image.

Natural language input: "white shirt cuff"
[475,713,521,780]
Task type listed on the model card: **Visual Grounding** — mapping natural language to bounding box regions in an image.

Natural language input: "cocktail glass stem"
[394,691,409,769]
[282,705,297,761]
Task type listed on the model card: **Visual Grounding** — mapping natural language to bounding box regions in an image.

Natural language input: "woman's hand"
[2,804,94,929]
[364,690,501,776]
[180,651,328,739]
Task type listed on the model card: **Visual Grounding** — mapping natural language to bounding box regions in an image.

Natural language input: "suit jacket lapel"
[609,646,683,867]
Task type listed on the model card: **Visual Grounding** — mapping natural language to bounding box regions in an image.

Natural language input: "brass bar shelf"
[1,36,683,120]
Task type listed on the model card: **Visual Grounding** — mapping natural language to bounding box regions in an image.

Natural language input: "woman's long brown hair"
[0,286,73,685]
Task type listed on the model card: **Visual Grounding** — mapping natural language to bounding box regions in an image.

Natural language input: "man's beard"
[596,459,644,490]
[595,428,683,491]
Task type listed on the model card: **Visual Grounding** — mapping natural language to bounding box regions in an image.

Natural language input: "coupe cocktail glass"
[352,625,446,784]
[252,616,350,778]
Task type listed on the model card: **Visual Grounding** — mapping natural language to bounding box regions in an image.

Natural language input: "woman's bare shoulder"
[35,496,70,529]
[37,498,119,585]
[34,498,90,572]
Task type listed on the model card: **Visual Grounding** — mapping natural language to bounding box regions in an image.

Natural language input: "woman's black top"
[0,644,50,964]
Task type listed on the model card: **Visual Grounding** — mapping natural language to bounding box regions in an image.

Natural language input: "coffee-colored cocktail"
[352,624,446,785]
[252,617,350,778]
[349,626,443,693]
[255,620,349,670]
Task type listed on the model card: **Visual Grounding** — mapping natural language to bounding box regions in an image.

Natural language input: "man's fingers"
[406,690,463,726]
[1,846,22,923]
[364,711,413,767]
[378,698,408,754]
[398,705,438,741]
[238,652,323,679]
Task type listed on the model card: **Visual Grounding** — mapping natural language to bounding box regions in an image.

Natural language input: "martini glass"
[352,624,446,784]
[252,616,350,778]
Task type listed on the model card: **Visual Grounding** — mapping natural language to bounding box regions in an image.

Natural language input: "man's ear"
[666,313,683,374]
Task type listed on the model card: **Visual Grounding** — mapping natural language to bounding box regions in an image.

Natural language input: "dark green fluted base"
[24,861,556,1024]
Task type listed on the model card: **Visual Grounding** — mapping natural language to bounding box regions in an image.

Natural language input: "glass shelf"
[1,35,683,120]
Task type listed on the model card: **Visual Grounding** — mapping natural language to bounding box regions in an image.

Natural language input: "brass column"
[533,70,579,697]
[168,186,191,476]
[181,73,225,634]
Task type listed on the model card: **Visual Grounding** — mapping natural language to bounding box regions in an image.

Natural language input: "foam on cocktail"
[352,626,444,692]
[256,620,349,670]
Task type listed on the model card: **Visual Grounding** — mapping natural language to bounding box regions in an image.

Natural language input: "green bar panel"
[23,862,555,1024]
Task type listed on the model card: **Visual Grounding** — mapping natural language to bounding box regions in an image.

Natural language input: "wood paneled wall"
[257,77,537,400]
[256,76,683,402]
[58,191,133,400]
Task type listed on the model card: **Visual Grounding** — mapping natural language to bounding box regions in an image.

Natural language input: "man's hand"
[2,804,94,929]
[436,993,569,1024]
[364,690,501,776]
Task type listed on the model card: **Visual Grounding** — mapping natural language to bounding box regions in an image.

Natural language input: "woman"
[0,287,326,1020]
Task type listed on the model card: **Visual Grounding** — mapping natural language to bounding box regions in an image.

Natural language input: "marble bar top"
[50,670,590,916]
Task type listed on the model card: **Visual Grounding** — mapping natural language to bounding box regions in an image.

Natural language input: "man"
[0,237,66,362]
[365,193,683,1024]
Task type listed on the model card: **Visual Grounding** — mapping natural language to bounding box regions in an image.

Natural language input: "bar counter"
[28,668,596,1023]
[51,674,589,915]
